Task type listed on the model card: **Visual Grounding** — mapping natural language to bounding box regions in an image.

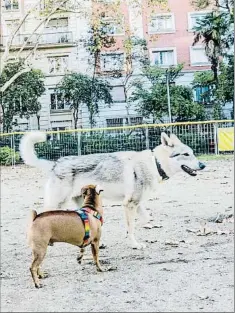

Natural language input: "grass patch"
[198,154,234,161]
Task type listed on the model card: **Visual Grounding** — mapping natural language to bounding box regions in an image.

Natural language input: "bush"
[30,132,146,161]
[0,146,20,166]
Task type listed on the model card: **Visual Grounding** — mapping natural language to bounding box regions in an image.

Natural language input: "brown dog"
[27,184,104,288]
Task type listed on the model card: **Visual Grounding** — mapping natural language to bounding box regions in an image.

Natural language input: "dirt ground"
[1,157,234,312]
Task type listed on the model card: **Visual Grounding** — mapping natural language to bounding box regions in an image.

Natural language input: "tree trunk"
[3,117,11,133]
[89,106,94,128]
[73,113,78,130]
[211,57,219,84]
[124,85,131,125]
[73,105,79,130]
[37,115,40,130]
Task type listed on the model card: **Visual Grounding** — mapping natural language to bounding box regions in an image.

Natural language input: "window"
[190,46,210,66]
[106,118,123,127]
[100,53,124,71]
[48,56,68,74]
[4,0,19,10]
[52,127,66,131]
[111,86,125,102]
[40,0,53,10]
[5,20,20,35]
[40,0,68,11]
[44,19,70,44]
[194,86,210,103]
[129,116,143,125]
[188,12,210,31]
[150,48,177,67]
[51,127,66,140]
[50,93,71,110]
[46,18,68,30]
[102,18,124,35]
[106,116,143,128]
[96,0,116,2]
[149,14,175,33]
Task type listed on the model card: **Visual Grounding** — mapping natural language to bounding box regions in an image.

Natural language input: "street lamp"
[166,69,172,124]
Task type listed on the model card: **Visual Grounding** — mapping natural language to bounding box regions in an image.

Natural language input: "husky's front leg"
[123,198,146,250]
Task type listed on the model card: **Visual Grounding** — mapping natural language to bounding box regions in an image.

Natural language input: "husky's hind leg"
[123,198,146,250]
[137,203,154,229]
[43,176,70,210]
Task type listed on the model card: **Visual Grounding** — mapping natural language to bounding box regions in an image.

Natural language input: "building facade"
[1,0,232,132]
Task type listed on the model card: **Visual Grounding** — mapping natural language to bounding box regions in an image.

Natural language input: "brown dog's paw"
[77,255,83,264]
[38,271,49,279]
[99,244,107,249]
[35,283,43,289]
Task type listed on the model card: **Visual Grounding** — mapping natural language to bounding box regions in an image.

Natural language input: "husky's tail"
[19,131,54,170]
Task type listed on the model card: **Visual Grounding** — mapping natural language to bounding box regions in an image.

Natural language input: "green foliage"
[192,0,233,12]
[56,73,113,128]
[0,146,20,166]
[0,61,45,132]
[193,11,234,81]
[192,57,234,119]
[132,65,206,122]
[86,19,116,55]
[215,56,234,106]
[193,71,214,86]
[143,64,184,84]
[192,71,215,106]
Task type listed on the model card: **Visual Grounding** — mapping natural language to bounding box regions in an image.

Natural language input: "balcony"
[10,31,74,48]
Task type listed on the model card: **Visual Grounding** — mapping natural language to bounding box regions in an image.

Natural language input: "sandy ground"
[1,158,234,312]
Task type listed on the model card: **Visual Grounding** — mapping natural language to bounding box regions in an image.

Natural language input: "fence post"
[145,126,150,150]
[213,122,219,155]
[10,133,14,167]
[13,133,16,167]
[77,131,81,155]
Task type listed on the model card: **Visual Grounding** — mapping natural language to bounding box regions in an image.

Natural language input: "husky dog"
[20,131,205,249]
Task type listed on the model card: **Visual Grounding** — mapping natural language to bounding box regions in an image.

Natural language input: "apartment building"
[1,0,227,131]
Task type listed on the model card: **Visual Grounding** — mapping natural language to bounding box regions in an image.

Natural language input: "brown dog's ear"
[81,187,88,197]
[95,185,104,195]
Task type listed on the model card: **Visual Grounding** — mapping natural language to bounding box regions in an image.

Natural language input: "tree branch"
[0,67,31,93]
[17,0,69,60]
[0,2,39,73]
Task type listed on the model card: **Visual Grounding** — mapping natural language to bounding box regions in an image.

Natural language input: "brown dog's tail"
[27,210,37,246]
[29,210,37,224]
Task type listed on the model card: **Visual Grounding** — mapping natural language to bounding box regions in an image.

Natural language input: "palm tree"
[193,11,234,83]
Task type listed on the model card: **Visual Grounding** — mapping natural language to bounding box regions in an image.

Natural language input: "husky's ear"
[95,185,104,195]
[161,132,173,147]
[170,134,182,145]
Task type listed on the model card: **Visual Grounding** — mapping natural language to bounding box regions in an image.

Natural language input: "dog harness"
[74,206,103,248]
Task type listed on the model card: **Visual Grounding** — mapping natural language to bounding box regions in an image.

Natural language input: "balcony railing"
[11,31,73,46]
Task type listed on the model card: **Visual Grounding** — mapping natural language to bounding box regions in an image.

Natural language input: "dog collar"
[151,150,169,182]
[155,160,169,182]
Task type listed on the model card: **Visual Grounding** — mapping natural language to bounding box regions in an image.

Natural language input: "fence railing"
[0,120,234,166]
[2,32,74,47]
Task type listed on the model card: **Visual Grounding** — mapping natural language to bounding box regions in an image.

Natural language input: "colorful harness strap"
[74,206,103,248]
